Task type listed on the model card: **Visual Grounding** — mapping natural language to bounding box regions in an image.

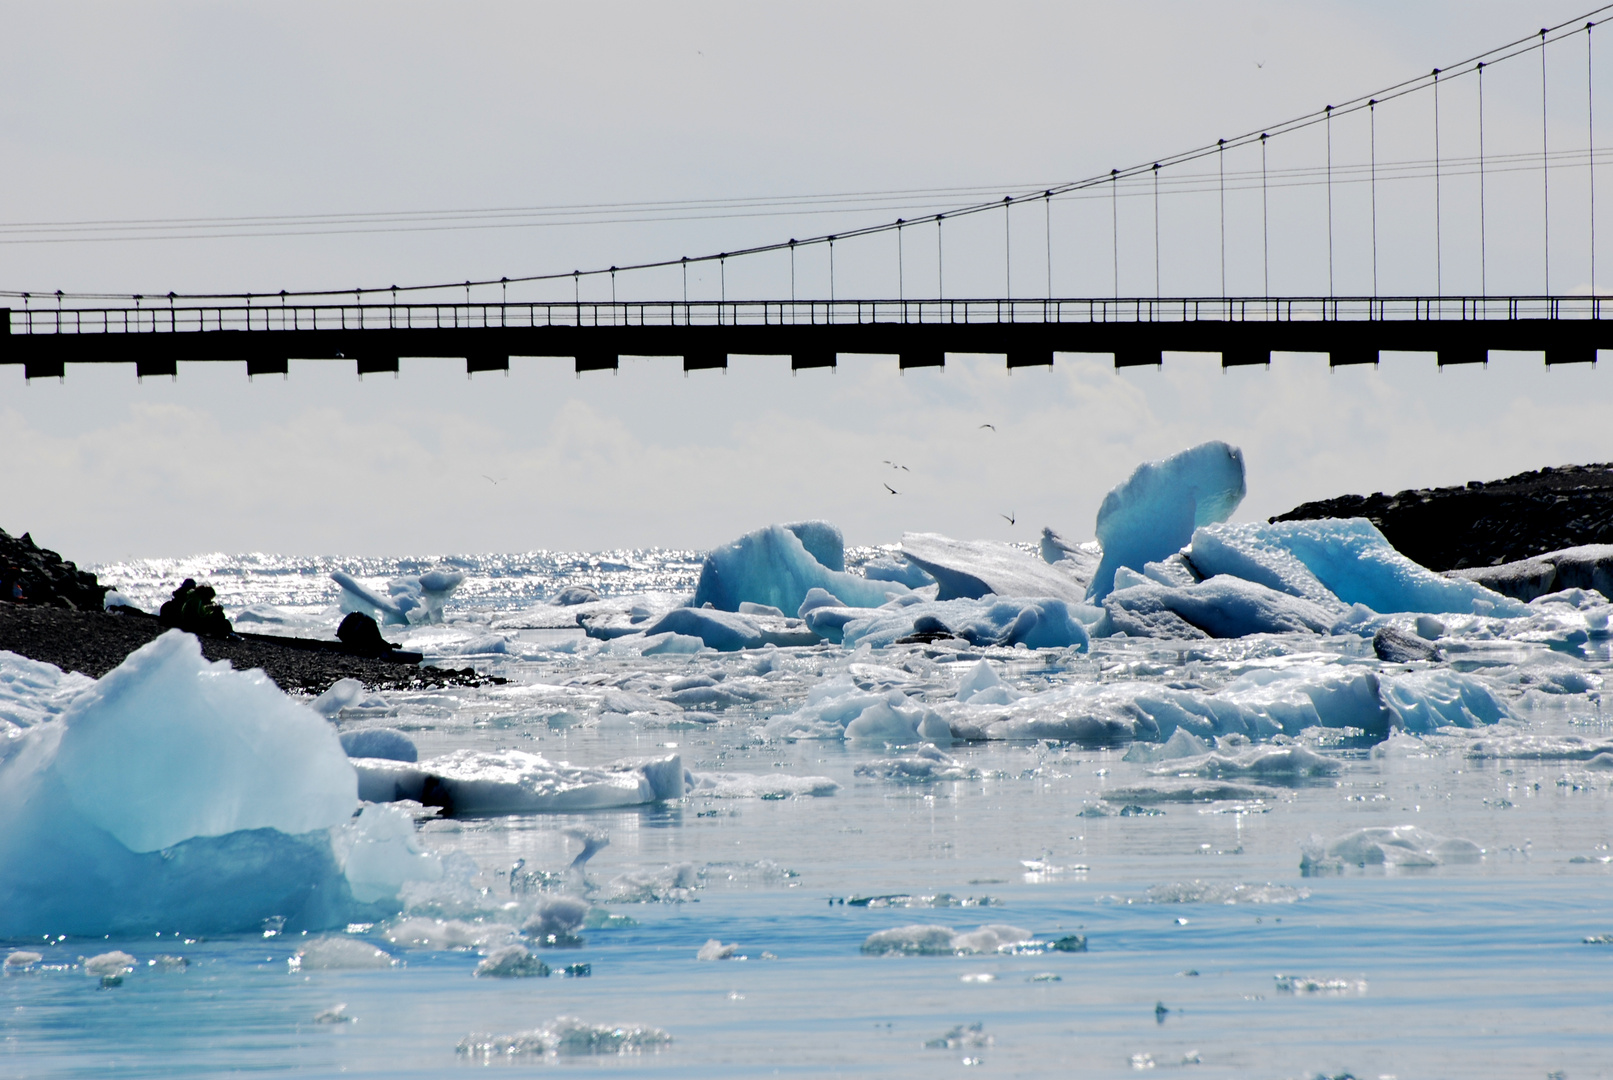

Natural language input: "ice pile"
[831,596,1090,651]
[1301,825,1484,873]
[333,567,466,626]
[0,633,437,937]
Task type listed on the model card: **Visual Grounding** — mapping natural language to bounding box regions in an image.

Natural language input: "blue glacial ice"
[691,522,904,613]
[1087,440,1247,602]
[637,607,819,651]
[1188,519,1527,617]
[0,633,439,938]
[351,749,689,812]
[838,597,1092,651]
[1099,576,1337,638]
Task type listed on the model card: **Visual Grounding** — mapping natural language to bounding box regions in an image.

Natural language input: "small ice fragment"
[4,950,42,973]
[475,945,551,978]
[1028,972,1062,982]
[148,954,188,970]
[311,678,367,717]
[83,951,136,978]
[339,728,417,762]
[697,939,741,961]
[522,896,591,947]
[456,1018,672,1057]
[314,1003,353,1023]
[291,937,395,971]
[924,1023,992,1049]
[1130,1052,1156,1069]
[960,972,995,983]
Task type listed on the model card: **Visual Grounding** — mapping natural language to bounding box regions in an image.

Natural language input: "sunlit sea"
[3,551,1611,1079]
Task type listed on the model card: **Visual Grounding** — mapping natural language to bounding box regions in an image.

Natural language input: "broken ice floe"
[900,533,1089,604]
[474,945,550,978]
[854,744,979,782]
[332,568,465,626]
[290,937,397,971]
[351,750,686,813]
[859,924,1083,956]
[1274,973,1367,995]
[1146,881,1310,904]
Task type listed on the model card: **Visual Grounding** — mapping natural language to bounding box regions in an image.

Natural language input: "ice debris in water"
[697,939,742,961]
[474,944,551,978]
[290,937,397,971]
[1146,881,1310,904]
[83,951,137,978]
[860,924,1036,956]
[456,1018,672,1058]
[1145,744,1339,783]
[925,1022,992,1050]
[688,771,840,798]
[839,596,1090,651]
[332,567,465,626]
[1087,441,1247,603]
[1274,974,1367,995]
[767,682,952,744]
[692,521,904,613]
[313,1004,353,1024]
[338,728,417,762]
[383,918,494,951]
[1099,575,1335,639]
[854,744,978,783]
[0,631,440,939]
[1301,826,1484,874]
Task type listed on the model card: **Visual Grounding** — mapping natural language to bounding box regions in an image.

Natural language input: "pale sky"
[4,1,1611,563]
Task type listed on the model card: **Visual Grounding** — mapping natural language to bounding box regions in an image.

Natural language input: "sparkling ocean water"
[3,551,1611,1079]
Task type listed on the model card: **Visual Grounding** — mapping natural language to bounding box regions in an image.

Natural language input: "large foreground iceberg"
[0,633,432,938]
[691,522,905,613]
[1088,441,1246,602]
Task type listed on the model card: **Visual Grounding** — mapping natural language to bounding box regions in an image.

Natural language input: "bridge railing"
[4,296,1607,335]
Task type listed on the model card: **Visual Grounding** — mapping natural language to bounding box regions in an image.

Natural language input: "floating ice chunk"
[765,682,924,741]
[697,939,741,961]
[457,1018,672,1058]
[332,568,465,626]
[522,896,590,946]
[313,1004,352,1023]
[1122,728,1210,763]
[955,660,1015,705]
[475,945,550,978]
[0,649,94,740]
[1380,670,1508,732]
[859,923,1033,956]
[688,771,840,797]
[863,554,937,589]
[1146,744,1338,783]
[1040,528,1103,588]
[384,918,494,950]
[1087,441,1246,603]
[1101,576,1335,639]
[1449,543,1613,602]
[901,533,1089,603]
[339,728,418,762]
[331,803,442,904]
[311,678,367,717]
[291,937,396,970]
[1274,974,1366,995]
[1198,519,1527,616]
[1301,825,1483,873]
[1186,523,1338,606]
[637,607,817,651]
[1462,733,1613,761]
[552,585,602,606]
[691,523,901,613]
[854,744,978,782]
[84,951,136,978]
[841,597,1090,651]
[4,950,42,973]
[1105,780,1276,803]
[42,630,355,854]
[351,750,686,813]
[845,699,953,744]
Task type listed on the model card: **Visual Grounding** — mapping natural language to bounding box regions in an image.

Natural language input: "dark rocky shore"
[1272,463,1613,571]
[1,526,496,695]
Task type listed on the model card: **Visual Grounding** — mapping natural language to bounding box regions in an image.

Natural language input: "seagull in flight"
[1000,512,1016,526]
[882,460,909,471]
[481,474,507,485]
[979,423,996,432]
[883,483,899,495]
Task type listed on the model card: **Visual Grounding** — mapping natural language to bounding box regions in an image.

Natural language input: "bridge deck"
[2,298,1607,379]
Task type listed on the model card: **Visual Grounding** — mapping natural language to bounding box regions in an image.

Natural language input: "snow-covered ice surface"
[3,538,1613,1079]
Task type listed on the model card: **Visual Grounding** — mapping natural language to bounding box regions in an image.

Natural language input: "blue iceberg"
[691,522,906,614]
[1087,441,1247,603]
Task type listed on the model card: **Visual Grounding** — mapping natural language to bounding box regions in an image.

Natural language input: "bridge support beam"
[575,353,617,374]
[1221,349,1270,368]
[357,355,399,376]
[1006,349,1052,369]
[791,351,835,371]
[899,350,943,370]
[682,352,727,372]
[467,354,508,375]
[1114,348,1162,368]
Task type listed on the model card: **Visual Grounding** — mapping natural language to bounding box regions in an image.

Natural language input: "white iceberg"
[635,607,818,651]
[351,749,688,813]
[899,533,1088,603]
[1088,441,1246,602]
[1301,825,1484,873]
[838,596,1091,651]
[1100,576,1335,638]
[332,567,466,626]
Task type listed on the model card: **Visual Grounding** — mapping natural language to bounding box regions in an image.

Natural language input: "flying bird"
[1255,60,1265,69]
[481,474,508,485]
[979,423,996,432]
[1001,512,1016,526]
[882,460,909,471]
[883,483,899,495]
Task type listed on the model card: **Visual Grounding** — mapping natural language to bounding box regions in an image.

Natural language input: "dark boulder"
[158,579,234,638]
[0,527,109,611]
[337,612,400,658]
[1372,625,1442,663]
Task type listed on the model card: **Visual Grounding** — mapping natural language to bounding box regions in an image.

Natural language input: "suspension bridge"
[5,10,1613,382]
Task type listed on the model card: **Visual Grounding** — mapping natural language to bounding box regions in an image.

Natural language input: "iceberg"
[691,522,902,613]
[1448,543,1613,602]
[860,923,1035,956]
[1190,519,1525,616]
[764,681,950,743]
[900,533,1088,603]
[1088,441,1247,602]
[636,607,818,651]
[0,632,449,938]
[862,554,937,589]
[1100,576,1335,638]
[1301,825,1484,873]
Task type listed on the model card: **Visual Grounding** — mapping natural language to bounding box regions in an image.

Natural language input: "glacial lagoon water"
[4,548,1612,1079]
